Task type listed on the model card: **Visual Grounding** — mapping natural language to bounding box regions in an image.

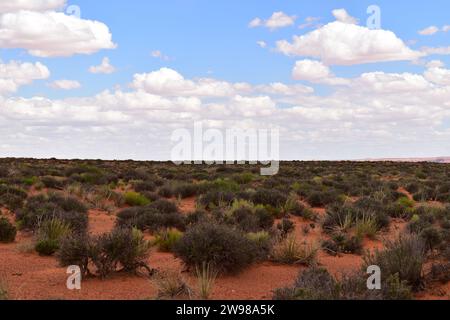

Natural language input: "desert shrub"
[158,185,174,198]
[156,271,192,300]
[322,204,354,233]
[185,210,208,226]
[386,203,409,218]
[0,217,16,243]
[306,190,341,207]
[413,188,434,202]
[173,183,198,199]
[407,214,432,234]
[251,188,287,208]
[124,191,150,206]
[405,182,419,194]
[363,235,425,290]
[322,233,363,255]
[16,194,88,233]
[174,223,257,274]
[272,236,317,266]
[59,227,151,278]
[382,273,413,300]
[57,233,91,276]
[141,191,161,202]
[230,205,259,232]
[90,228,151,277]
[397,196,415,209]
[247,231,272,260]
[0,185,27,211]
[274,267,410,300]
[430,263,450,283]
[283,194,311,218]
[50,193,87,212]
[324,202,387,235]
[154,229,183,252]
[35,218,71,256]
[195,262,218,300]
[355,214,378,239]
[232,172,255,185]
[273,267,338,300]
[254,206,275,230]
[133,181,156,193]
[277,219,295,238]
[41,176,65,189]
[35,239,60,256]
[148,199,179,214]
[353,198,390,229]
[116,206,184,232]
[209,178,240,193]
[419,227,442,251]
[198,190,235,209]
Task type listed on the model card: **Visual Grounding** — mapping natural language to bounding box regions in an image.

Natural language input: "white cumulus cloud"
[0,60,49,94]
[49,79,81,90]
[0,0,66,13]
[418,26,439,35]
[276,21,423,65]
[332,9,358,25]
[0,10,116,57]
[89,57,116,74]
[249,11,296,30]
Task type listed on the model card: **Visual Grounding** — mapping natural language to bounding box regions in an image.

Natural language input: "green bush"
[35,218,71,256]
[16,194,88,233]
[58,228,152,278]
[57,233,91,276]
[273,267,410,300]
[154,229,183,252]
[149,199,179,214]
[173,183,198,199]
[272,236,318,266]
[90,228,151,277]
[198,190,235,209]
[322,233,363,255]
[158,185,174,198]
[35,239,60,256]
[363,235,425,290]
[306,190,341,207]
[273,267,339,300]
[0,185,27,211]
[41,176,65,189]
[252,189,287,208]
[0,217,16,243]
[117,205,185,232]
[419,227,442,251]
[397,197,415,209]
[382,273,413,300]
[255,206,275,230]
[124,191,151,206]
[277,219,295,238]
[174,223,257,274]
[134,181,156,193]
[247,231,272,261]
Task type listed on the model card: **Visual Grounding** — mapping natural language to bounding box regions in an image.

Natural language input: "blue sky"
[9,0,450,98]
[0,0,450,160]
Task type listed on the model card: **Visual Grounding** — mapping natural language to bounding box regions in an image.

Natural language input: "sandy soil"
[88,209,116,235]
[0,197,447,300]
[178,197,197,214]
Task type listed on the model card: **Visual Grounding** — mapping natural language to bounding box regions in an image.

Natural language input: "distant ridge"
[361,157,450,163]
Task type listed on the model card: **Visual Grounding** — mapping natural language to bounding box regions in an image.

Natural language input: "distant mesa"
[362,157,450,163]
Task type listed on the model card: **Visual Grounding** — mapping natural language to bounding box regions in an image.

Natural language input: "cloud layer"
[0,2,116,57]
[276,21,423,65]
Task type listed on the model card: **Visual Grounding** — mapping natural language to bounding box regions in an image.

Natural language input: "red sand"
[0,199,447,300]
